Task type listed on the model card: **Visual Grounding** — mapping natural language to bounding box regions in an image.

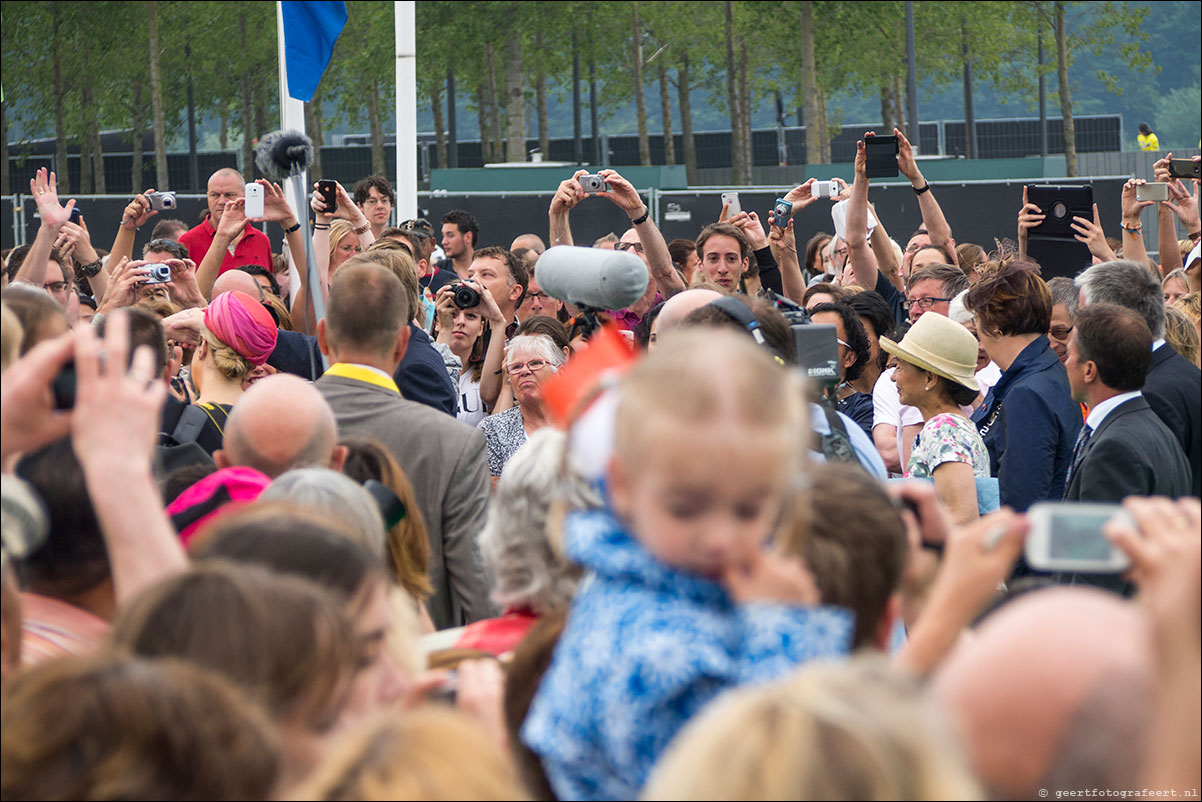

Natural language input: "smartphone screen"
[864,135,899,178]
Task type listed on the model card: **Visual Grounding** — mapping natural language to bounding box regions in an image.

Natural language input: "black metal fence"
[7,114,1122,194]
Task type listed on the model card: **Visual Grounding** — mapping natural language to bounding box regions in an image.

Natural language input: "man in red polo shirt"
[180,167,272,278]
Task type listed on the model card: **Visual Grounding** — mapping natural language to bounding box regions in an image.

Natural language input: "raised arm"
[599,169,684,299]
[1016,185,1044,262]
[897,127,955,256]
[847,138,883,292]
[72,312,186,603]
[768,213,805,303]
[867,200,901,287]
[549,170,589,247]
[108,189,159,269]
[56,217,109,299]
[1119,180,1154,273]
[469,283,511,412]
[16,168,75,288]
[196,198,247,300]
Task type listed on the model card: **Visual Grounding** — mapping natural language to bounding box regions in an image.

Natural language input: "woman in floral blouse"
[882,312,991,524]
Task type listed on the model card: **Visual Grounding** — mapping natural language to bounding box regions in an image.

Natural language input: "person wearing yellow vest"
[1137,123,1160,152]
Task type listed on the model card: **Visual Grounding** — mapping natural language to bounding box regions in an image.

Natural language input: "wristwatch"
[77,260,103,278]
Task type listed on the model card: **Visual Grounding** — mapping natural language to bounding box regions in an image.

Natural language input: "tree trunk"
[658,53,675,165]
[633,4,651,166]
[240,61,255,181]
[476,85,493,163]
[485,45,503,161]
[368,78,386,175]
[149,0,169,189]
[893,73,906,133]
[254,85,269,148]
[431,84,447,169]
[0,99,8,195]
[305,94,324,180]
[535,27,550,159]
[220,104,229,151]
[504,30,526,162]
[1054,1,1076,176]
[81,40,105,194]
[962,20,977,159]
[880,84,896,134]
[813,85,830,164]
[677,55,697,185]
[131,83,144,191]
[800,1,822,168]
[724,1,743,182]
[738,37,752,181]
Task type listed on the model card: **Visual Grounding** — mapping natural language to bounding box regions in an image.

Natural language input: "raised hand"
[895,127,922,184]
[595,169,646,218]
[254,180,295,224]
[121,190,159,230]
[1071,203,1116,261]
[30,167,75,230]
[0,331,77,462]
[551,170,590,213]
[1121,178,1156,227]
[216,197,248,239]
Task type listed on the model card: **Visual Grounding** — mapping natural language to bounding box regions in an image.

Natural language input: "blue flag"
[282,1,347,102]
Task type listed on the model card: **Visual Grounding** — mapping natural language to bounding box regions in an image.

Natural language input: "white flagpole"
[395,1,417,220]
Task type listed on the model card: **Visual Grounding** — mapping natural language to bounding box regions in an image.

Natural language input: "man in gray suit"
[1062,303,1191,503]
[315,261,493,628]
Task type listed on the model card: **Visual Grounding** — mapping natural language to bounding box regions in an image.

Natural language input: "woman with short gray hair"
[258,468,387,559]
[477,334,566,477]
[456,428,599,655]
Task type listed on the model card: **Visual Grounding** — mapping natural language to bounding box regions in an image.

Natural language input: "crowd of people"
[0,124,1199,801]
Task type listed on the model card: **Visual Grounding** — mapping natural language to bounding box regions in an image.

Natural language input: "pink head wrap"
[204,291,278,366]
[167,466,271,546]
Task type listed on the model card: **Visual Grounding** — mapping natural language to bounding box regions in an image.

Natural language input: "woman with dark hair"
[965,260,1082,512]
[434,289,489,426]
[803,232,832,283]
[882,313,992,523]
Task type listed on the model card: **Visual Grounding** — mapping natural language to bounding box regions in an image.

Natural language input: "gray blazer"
[1063,395,1192,503]
[318,373,494,629]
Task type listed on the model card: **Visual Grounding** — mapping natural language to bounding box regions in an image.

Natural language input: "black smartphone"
[864,134,899,178]
[316,179,338,213]
[68,208,83,226]
[1168,158,1201,181]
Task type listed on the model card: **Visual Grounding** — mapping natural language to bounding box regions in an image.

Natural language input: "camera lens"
[452,284,481,309]
[1051,201,1068,220]
[150,264,172,283]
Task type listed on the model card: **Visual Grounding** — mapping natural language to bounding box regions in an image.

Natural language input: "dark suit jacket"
[1063,395,1192,502]
[395,324,458,417]
[317,373,494,629]
[1143,343,1201,497]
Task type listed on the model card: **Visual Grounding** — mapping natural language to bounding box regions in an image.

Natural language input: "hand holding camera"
[97,258,153,315]
[1070,203,1116,262]
[122,190,159,230]
[551,170,590,215]
[593,169,645,218]
[216,198,248,240]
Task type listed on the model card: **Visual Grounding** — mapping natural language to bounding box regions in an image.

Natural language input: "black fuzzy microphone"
[254,130,314,181]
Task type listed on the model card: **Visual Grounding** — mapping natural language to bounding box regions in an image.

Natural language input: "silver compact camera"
[578,174,608,193]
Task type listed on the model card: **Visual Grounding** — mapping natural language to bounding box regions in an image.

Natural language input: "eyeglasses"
[526,291,550,300]
[1049,324,1074,340]
[508,359,548,375]
[904,296,951,311]
[836,338,851,349]
[43,281,69,293]
[615,242,644,253]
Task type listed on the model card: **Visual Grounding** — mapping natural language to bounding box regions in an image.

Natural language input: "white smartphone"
[812,180,840,199]
[244,182,265,218]
[1025,502,1132,573]
[720,191,741,217]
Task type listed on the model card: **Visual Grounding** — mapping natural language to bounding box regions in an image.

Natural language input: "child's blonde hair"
[643,655,982,801]
[614,328,807,477]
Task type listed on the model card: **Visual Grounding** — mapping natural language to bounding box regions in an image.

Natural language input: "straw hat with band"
[879,312,980,392]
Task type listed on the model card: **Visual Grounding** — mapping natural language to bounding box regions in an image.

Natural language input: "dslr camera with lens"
[449,282,481,309]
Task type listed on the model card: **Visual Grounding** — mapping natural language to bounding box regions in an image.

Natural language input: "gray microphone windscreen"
[535,246,649,311]
[254,130,314,181]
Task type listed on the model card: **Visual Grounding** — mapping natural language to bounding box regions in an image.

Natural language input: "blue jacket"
[522,508,853,801]
[971,336,1081,512]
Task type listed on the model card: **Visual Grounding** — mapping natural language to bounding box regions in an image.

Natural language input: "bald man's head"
[655,289,723,340]
[211,269,264,299]
[934,588,1153,799]
[216,374,344,477]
